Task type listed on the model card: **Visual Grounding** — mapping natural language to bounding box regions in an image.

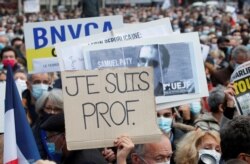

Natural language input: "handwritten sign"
[24,15,123,73]
[61,67,161,150]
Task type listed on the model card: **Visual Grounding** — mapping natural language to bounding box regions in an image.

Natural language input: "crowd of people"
[0,0,250,163]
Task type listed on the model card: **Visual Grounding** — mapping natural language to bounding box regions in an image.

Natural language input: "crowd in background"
[0,0,250,163]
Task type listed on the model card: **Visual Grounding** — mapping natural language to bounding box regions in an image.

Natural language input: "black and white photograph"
[84,42,195,96]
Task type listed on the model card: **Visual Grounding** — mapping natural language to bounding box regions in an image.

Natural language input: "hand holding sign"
[114,135,134,164]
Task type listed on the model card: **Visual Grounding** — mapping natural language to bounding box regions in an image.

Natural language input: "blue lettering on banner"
[33,21,113,49]
[51,26,66,44]
[33,27,48,49]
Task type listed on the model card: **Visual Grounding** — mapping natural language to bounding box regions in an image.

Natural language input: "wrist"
[117,157,126,164]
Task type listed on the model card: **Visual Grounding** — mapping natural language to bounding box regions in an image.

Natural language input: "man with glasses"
[131,135,173,164]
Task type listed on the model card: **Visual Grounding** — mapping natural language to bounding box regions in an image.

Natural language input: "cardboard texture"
[61,67,162,150]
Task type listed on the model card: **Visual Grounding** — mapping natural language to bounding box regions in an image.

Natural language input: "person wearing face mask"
[157,107,194,164]
[32,89,64,161]
[0,46,21,73]
[217,37,231,61]
[175,130,221,164]
[194,86,226,132]
[13,69,34,124]
[210,45,250,87]
[14,69,28,93]
[22,72,51,125]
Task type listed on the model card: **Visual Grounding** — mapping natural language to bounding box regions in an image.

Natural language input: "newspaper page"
[82,32,208,104]
[230,61,250,115]
[55,18,173,72]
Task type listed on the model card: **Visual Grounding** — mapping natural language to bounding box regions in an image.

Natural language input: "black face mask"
[219,47,228,55]
[41,111,54,121]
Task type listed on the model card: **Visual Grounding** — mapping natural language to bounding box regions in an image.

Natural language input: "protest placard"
[230,61,250,115]
[24,15,123,73]
[61,67,162,150]
[24,0,40,13]
[82,32,208,104]
[55,18,173,72]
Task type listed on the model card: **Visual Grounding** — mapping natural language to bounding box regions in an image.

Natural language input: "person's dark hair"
[225,159,248,164]
[159,45,170,70]
[220,116,250,161]
[217,37,230,45]
[11,37,23,46]
[0,46,18,60]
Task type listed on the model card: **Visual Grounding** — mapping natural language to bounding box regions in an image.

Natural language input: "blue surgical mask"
[0,63,3,70]
[246,44,250,50]
[47,142,63,163]
[0,43,5,51]
[190,101,201,115]
[199,149,221,164]
[157,117,172,133]
[32,84,49,100]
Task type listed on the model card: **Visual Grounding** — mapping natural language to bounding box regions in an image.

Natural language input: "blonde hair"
[174,130,220,164]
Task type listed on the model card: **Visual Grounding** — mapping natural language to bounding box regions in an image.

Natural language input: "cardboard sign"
[61,67,161,150]
[24,15,123,73]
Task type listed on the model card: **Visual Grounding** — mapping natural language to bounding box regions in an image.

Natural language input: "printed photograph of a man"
[85,42,195,96]
[137,45,170,96]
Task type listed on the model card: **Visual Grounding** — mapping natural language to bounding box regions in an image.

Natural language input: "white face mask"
[15,78,27,93]
[156,161,170,164]
[199,149,221,164]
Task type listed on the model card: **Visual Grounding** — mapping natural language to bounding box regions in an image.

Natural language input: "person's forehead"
[200,134,219,147]
[139,46,158,59]
[32,73,49,81]
[14,40,23,45]
[45,99,55,106]
[14,72,27,80]
[157,108,172,115]
[145,138,172,156]
[3,50,15,57]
